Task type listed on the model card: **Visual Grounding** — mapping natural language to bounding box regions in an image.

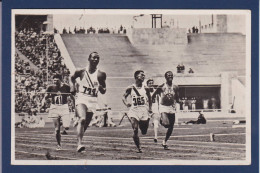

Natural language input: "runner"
[70,52,107,152]
[122,70,152,153]
[147,78,160,143]
[152,71,179,150]
[42,74,72,150]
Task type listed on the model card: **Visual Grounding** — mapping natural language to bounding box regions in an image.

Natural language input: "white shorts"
[128,107,149,121]
[48,104,71,128]
[48,104,70,118]
[159,104,176,114]
[152,113,160,122]
[75,92,98,112]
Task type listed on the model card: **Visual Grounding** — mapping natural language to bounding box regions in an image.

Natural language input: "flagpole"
[46,36,49,84]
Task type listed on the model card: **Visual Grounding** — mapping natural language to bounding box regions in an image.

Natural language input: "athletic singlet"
[129,84,148,110]
[150,89,160,105]
[160,83,178,106]
[148,88,159,114]
[46,84,70,105]
[78,69,99,97]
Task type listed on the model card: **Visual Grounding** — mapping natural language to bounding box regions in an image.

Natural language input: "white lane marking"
[17,132,246,146]
[17,136,245,153]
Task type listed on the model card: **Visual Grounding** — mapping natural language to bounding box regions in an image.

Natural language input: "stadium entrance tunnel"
[178,85,221,110]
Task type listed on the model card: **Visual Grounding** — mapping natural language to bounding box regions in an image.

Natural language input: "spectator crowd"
[15,28,71,115]
[56,25,127,35]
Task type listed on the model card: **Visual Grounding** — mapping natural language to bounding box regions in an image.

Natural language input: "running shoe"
[137,148,142,153]
[61,130,68,135]
[154,138,158,143]
[162,144,169,150]
[56,145,62,151]
[77,145,86,152]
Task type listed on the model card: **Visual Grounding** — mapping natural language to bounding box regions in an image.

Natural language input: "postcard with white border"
[11,9,251,166]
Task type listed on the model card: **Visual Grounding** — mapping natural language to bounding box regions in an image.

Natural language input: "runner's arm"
[98,71,107,94]
[122,87,132,108]
[70,69,82,94]
[151,84,163,100]
[145,87,152,113]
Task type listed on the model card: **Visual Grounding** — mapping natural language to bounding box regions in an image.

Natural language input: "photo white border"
[11,9,251,165]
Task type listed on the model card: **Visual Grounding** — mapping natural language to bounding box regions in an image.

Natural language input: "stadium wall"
[231,78,246,115]
[150,73,239,112]
[187,32,245,44]
[45,15,54,33]
[127,28,187,45]
[199,15,246,34]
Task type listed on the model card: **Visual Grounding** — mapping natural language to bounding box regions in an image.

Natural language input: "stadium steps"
[59,33,246,110]
[134,33,246,76]
[60,33,246,77]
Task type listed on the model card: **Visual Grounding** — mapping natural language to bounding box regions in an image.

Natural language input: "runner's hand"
[98,85,106,93]
[148,111,154,118]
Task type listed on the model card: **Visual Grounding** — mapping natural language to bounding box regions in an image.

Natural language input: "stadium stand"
[15,28,71,115]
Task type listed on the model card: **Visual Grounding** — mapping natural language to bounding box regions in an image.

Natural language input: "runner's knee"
[86,112,94,120]
[160,120,170,128]
[140,128,147,135]
[76,104,88,117]
[133,127,138,136]
[55,129,60,135]
[133,129,139,140]
[78,118,86,125]
[139,119,149,135]
[153,119,159,128]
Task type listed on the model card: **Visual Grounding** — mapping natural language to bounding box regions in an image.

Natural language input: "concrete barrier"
[128,28,187,45]
[54,34,76,74]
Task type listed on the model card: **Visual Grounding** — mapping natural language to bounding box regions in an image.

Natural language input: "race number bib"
[54,95,62,105]
[132,96,145,107]
[82,86,98,97]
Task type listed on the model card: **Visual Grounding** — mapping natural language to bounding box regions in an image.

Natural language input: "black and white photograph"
[11,9,251,165]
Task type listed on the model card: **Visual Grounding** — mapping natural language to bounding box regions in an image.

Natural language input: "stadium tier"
[58,32,246,113]
[61,32,245,77]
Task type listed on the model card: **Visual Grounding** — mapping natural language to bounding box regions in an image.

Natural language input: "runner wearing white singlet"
[70,52,106,152]
[147,79,160,143]
[122,70,152,153]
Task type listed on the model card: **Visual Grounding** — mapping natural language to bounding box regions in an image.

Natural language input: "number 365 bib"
[130,85,147,108]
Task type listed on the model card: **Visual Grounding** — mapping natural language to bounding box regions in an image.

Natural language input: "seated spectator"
[63,27,68,34]
[183,112,206,124]
[177,64,181,73]
[180,63,185,73]
[188,68,194,73]
[38,117,46,127]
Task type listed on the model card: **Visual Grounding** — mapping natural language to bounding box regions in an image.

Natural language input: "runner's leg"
[75,104,88,151]
[139,118,150,135]
[53,117,61,147]
[84,112,93,131]
[164,113,175,142]
[130,117,141,152]
[153,115,159,142]
[160,113,175,149]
